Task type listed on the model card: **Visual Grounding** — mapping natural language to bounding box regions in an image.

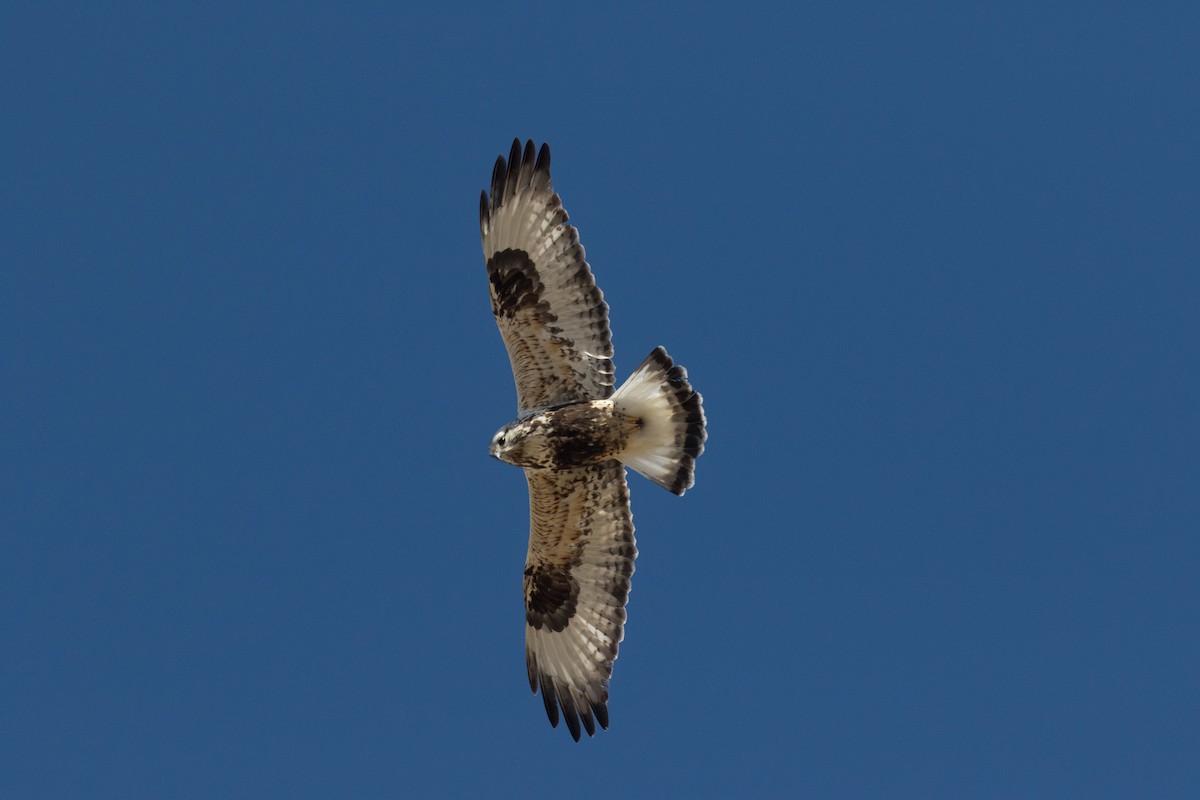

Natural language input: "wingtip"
[484,139,554,225]
[593,701,609,731]
[532,663,609,742]
[539,672,560,729]
[561,700,582,741]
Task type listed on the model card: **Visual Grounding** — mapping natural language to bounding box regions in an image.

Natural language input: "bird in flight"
[480,139,707,740]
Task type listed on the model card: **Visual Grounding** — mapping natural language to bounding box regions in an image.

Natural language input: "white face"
[487,417,549,467]
[488,425,515,460]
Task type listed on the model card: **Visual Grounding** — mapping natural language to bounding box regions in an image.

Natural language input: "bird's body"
[480,139,706,740]
[490,400,636,471]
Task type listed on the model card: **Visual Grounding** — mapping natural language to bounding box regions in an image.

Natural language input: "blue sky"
[3,2,1198,797]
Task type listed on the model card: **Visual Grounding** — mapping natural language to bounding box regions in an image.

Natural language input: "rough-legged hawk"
[480,139,707,740]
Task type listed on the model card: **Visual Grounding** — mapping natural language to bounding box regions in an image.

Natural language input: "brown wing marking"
[522,461,636,740]
[481,139,614,411]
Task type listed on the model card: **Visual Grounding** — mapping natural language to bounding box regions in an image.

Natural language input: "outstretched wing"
[523,461,637,740]
[480,139,615,412]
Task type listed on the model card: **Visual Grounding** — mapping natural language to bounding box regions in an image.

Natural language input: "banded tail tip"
[612,347,706,495]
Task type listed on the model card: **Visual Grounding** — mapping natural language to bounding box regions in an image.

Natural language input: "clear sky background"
[3,3,1198,798]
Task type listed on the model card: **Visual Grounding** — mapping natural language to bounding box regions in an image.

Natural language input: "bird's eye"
[497,436,506,446]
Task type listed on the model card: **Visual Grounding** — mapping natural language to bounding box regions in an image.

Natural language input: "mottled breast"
[538,400,635,470]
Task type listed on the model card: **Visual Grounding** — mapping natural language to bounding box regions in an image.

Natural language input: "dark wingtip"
[484,139,554,227]
[593,701,609,731]
[489,154,506,208]
[561,699,582,741]
[539,672,560,729]
[531,664,607,741]
[503,140,521,198]
[580,706,596,738]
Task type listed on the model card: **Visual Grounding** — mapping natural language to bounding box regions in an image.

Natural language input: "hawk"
[480,139,707,740]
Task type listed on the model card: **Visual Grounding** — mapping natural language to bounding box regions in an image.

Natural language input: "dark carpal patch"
[525,563,579,631]
[488,249,553,320]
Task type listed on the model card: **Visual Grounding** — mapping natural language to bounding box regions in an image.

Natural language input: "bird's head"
[488,423,516,462]
[488,417,550,467]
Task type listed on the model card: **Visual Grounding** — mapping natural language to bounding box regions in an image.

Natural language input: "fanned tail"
[611,347,706,495]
